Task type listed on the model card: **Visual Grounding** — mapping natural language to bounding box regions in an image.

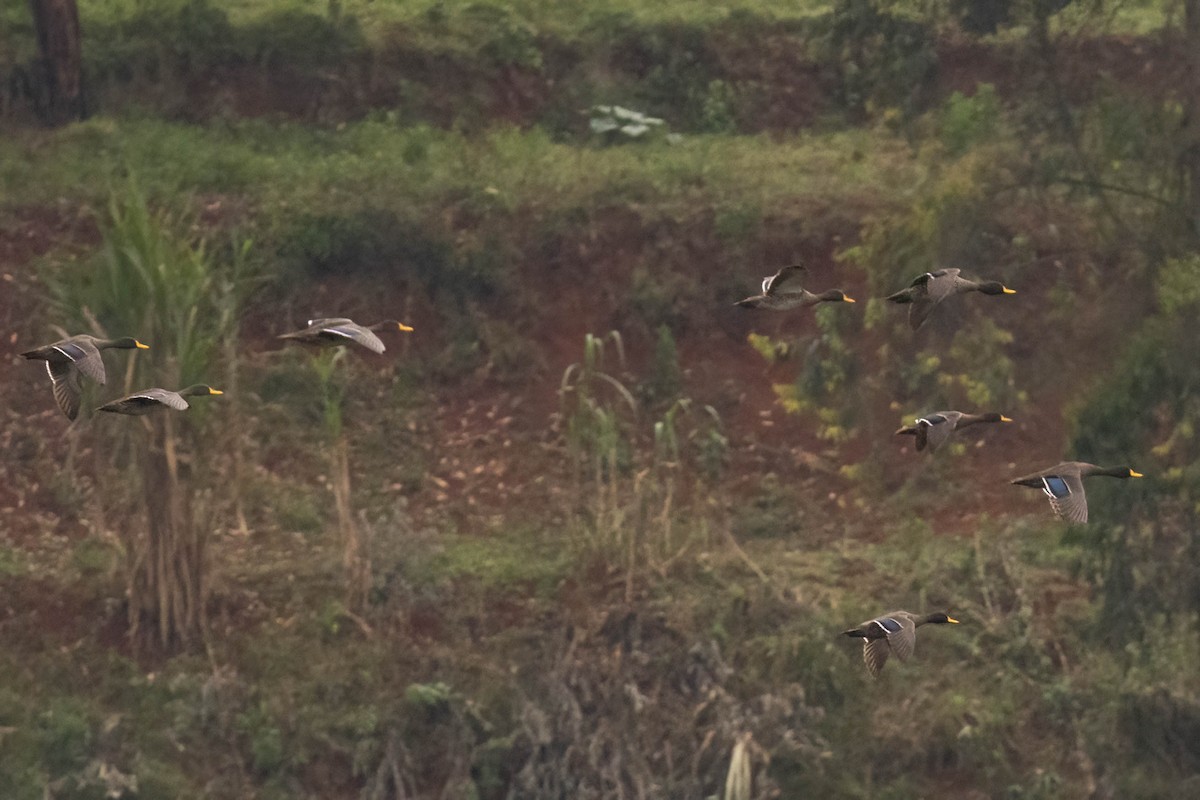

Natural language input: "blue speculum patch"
[1043,476,1070,498]
[877,617,903,633]
[59,342,87,359]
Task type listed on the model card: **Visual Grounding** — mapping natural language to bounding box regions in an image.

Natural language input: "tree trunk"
[27,0,84,124]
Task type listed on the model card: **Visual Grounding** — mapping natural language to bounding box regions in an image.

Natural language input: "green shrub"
[36,699,93,778]
[241,8,365,70]
[278,209,430,279]
[819,0,938,121]
[237,704,287,775]
[941,84,1002,156]
[640,324,683,406]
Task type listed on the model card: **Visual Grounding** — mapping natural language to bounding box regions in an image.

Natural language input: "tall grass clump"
[46,186,254,652]
[558,331,728,594]
[308,347,372,615]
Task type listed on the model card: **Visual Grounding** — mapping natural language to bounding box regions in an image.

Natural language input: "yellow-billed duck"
[21,334,150,420]
[843,611,960,677]
[97,384,223,416]
[886,268,1015,330]
[895,410,1013,453]
[278,318,413,354]
[735,265,855,310]
[1011,461,1143,523]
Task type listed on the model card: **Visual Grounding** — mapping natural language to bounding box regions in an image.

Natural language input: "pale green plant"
[43,186,255,651]
[559,330,635,472]
[560,332,728,585]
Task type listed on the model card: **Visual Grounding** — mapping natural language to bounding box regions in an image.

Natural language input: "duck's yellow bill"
[1002,287,1017,294]
[1130,470,1144,478]
[843,296,857,303]
[136,341,150,349]
[946,616,961,624]
[398,323,414,332]
[209,388,224,395]
[1000,415,1014,423]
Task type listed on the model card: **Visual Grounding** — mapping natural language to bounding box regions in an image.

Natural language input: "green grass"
[0,116,919,224]
[67,0,835,40]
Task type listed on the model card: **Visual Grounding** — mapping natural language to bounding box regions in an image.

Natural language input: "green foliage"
[46,186,251,396]
[421,532,570,594]
[819,0,939,120]
[7,3,1200,795]
[640,324,683,406]
[698,79,738,134]
[36,699,93,777]
[237,703,287,775]
[952,0,1015,34]
[0,545,24,577]
[765,302,861,445]
[404,681,453,710]
[452,3,544,70]
[241,7,365,70]
[1064,259,1200,639]
[941,84,1002,156]
[559,331,636,473]
[84,0,242,80]
[941,317,1026,409]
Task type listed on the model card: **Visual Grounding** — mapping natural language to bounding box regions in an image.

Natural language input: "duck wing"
[134,388,190,411]
[56,339,107,384]
[319,322,386,354]
[921,412,963,453]
[1041,472,1088,523]
[863,638,890,677]
[47,361,83,420]
[879,615,917,662]
[906,269,961,330]
[763,265,807,296]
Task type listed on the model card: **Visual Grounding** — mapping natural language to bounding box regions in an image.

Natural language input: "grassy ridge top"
[0,118,918,217]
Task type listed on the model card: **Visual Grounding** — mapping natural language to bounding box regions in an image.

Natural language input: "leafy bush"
[1064,256,1200,639]
[278,207,485,297]
[819,0,938,121]
[242,8,365,70]
[941,84,1002,156]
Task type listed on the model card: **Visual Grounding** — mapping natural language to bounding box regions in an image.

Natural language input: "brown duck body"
[97,385,223,416]
[735,265,855,310]
[279,318,413,354]
[894,410,1012,453]
[885,268,1015,330]
[1011,461,1142,523]
[843,611,960,677]
[21,334,149,420]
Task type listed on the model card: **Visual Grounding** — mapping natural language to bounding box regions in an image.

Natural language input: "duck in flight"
[278,318,414,354]
[843,611,960,677]
[735,265,855,311]
[886,268,1015,330]
[97,384,224,416]
[1010,461,1143,523]
[894,410,1012,453]
[21,334,150,420]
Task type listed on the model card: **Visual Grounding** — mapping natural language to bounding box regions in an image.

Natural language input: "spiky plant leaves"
[42,185,256,652]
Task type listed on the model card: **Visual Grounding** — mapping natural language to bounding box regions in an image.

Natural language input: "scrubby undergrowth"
[3,1,1200,797]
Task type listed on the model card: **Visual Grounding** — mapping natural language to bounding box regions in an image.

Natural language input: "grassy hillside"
[3,0,1200,798]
